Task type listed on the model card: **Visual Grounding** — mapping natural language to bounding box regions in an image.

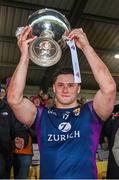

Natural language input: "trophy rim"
[27,8,71,39]
[28,8,71,30]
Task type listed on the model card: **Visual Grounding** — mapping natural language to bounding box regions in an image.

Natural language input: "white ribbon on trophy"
[67,40,81,83]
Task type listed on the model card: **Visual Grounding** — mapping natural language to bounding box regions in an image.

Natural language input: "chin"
[60,100,73,105]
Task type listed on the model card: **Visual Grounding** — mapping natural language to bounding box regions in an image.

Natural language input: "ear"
[53,84,55,93]
[77,86,80,94]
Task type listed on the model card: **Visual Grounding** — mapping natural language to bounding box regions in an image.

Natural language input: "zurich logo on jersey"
[58,122,71,132]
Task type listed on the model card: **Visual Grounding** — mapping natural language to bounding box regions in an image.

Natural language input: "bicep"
[11,98,37,126]
[93,90,115,121]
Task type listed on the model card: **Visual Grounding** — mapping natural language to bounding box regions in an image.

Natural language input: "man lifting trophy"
[8,8,116,179]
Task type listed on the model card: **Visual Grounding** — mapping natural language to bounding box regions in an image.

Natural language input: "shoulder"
[80,101,93,111]
[35,106,46,121]
[83,101,103,123]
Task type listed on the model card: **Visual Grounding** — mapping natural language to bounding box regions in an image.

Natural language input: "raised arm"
[7,26,37,126]
[67,28,116,120]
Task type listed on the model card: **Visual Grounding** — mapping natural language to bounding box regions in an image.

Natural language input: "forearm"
[68,28,115,90]
[69,28,116,119]
[82,45,116,91]
[7,55,29,104]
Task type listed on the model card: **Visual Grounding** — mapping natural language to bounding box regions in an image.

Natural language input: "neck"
[55,101,78,109]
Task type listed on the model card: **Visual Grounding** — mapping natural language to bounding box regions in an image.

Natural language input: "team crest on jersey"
[73,107,80,116]
[58,122,71,132]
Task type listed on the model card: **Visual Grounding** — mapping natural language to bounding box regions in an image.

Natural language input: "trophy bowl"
[27,8,71,67]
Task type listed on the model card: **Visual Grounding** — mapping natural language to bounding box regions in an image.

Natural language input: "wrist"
[20,54,29,62]
[82,44,93,53]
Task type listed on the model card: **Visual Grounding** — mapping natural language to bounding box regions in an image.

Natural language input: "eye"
[57,82,64,87]
[68,83,75,87]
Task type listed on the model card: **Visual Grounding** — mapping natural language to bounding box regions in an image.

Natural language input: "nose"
[63,85,68,93]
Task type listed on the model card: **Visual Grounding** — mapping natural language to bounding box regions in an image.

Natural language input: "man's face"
[53,74,80,108]
[33,98,41,107]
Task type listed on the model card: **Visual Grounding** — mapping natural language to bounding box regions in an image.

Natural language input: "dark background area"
[0,0,119,93]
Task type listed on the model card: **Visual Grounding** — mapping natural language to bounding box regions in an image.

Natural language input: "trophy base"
[29,37,62,67]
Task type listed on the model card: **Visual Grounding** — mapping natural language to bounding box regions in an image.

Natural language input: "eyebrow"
[56,82,76,85]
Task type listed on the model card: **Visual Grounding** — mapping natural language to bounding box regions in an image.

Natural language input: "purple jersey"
[35,101,103,179]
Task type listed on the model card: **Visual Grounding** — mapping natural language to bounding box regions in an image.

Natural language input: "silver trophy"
[20,8,71,67]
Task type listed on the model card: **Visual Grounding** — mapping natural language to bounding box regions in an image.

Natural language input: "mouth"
[61,95,70,98]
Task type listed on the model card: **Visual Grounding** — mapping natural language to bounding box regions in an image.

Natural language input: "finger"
[70,28,84,34]
[19,26,32,41]
[80,28,84,33]
[64,31,70,36]
[18,26,29,41]
[68,28,84,39]
[26,36,37,44]
[29,29,35,38]
[18,36,37,48]
[18,34,37,47]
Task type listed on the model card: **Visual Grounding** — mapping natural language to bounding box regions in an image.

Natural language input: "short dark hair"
[52,67,74,85]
